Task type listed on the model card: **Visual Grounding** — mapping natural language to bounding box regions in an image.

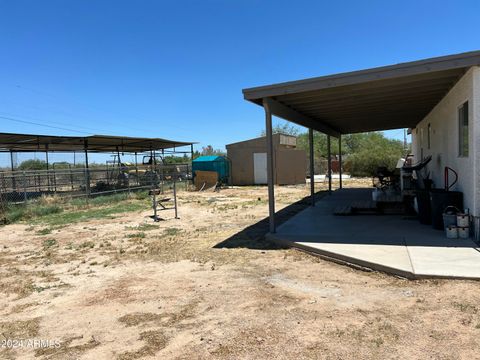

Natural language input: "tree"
[296,131,406,177]
[17,159,48,170]
[200,145,226,156]
[260,121,300,137]
[163,154,190,164]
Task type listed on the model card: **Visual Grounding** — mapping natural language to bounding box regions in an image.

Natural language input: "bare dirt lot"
[1,179,480,359]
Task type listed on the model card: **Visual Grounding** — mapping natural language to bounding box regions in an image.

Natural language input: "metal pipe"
[10,151,16,191]
[339,135,342,189]
[84,140,91,198]
[327,135,332,194]
[263,98,275,233]
[134,152,139,187]
[309,128,315,206]
[23,171,28,203]
[45,144,50,192]
[173,176,178,219]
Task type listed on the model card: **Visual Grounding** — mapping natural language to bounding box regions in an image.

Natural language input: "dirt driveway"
[1,181,480,359]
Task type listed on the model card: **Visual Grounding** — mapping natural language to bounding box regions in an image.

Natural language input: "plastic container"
[457,213,469,227]
[430,189,463,230]
[442,206,459,230]
[446,225,458,239]
[458,226,470,239]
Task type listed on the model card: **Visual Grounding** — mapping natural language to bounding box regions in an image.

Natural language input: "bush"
[344,150,401,177]
[17,159,48,170]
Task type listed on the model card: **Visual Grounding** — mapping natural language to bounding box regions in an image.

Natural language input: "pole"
[309,128,315,206]
[190,143,194,188]
[150,148,159,221]
[173,176,178,219]
[160,149,164,194]
[263,98,275,233]
[327,135,332,194]
[23,171,28,203]
[339,135,342,189]
[45,145,50,192]
[10,151,16,191]
[134,152,139,187]
[84,140,90,198]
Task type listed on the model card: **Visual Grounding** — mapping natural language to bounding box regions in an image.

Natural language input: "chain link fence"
[0,163,192,205]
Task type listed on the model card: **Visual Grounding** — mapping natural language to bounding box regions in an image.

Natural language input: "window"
[458,101,469,157]
[427,123,431,149]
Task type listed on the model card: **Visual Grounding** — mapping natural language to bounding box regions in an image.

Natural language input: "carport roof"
[243,50,480,137]
[0,132,194,153]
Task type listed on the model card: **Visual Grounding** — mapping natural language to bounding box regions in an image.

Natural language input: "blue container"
[192,156,230,184]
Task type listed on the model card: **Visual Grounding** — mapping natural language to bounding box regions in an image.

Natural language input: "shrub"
[344,150,401,177]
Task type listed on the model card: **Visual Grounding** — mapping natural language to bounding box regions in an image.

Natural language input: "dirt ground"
[1,178,480,359]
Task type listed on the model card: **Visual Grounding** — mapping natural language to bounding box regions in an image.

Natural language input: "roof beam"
[283,81,455,107]
[273,70,463,103]
[263,98,340,137]
[244,51,480,100]
[296,92,444,112]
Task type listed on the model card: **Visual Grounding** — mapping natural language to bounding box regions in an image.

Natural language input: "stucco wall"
[226,134,306,185]
[412,67,479,214]
[473,67,480,215]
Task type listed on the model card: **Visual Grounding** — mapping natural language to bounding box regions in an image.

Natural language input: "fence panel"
[0,163,192,205]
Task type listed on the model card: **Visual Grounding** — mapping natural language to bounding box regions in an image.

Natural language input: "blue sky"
[1,0,479,165]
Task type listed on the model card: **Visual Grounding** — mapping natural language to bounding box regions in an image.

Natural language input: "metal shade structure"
[242,50,480,233]
[243,50,480,136]
[0,133,194,153]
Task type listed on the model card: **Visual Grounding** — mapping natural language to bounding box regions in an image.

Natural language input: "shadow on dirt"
[213,191,326,250]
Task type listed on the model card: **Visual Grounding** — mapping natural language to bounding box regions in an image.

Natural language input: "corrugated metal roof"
[243,50,480,136]
[0,132,194,153]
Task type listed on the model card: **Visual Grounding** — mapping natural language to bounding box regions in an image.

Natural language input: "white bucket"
[458,226,470,239]
[446,225,458,239]
[457,213,469,227]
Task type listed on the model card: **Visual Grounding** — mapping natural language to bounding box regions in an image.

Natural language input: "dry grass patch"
[0,318,41,339]
[117,330,167,360]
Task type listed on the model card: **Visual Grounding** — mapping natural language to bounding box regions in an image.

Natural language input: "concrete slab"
[270,188,480,280]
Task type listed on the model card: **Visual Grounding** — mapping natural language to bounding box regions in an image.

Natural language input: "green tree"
[17,159,48,170]
[200,145,226,156]
[260,121,300,137]
[296,131,406,177]
[163,154,190,164]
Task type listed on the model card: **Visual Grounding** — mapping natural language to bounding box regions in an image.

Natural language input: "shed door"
[253,153,268,184]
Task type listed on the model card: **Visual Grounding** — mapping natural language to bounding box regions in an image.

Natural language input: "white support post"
[263,98,275,233]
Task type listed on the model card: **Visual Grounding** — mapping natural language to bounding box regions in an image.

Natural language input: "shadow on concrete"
[269,188,479,249]
[213,191,326,250]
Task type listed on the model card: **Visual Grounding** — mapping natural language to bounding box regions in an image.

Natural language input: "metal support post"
[173,176,178,219]
[10,151,16,191]
[327,135,332,194]
[45,145,50,192]
[84,140,91,198]
[23,171,28,203]
[134,152,139,187]
[339,135,343,189]
[263,98,275,233]
[309,128,315,206]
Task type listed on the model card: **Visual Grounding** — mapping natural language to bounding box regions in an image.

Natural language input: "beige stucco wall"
[412,67,479,214]
[226,134,306,185]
